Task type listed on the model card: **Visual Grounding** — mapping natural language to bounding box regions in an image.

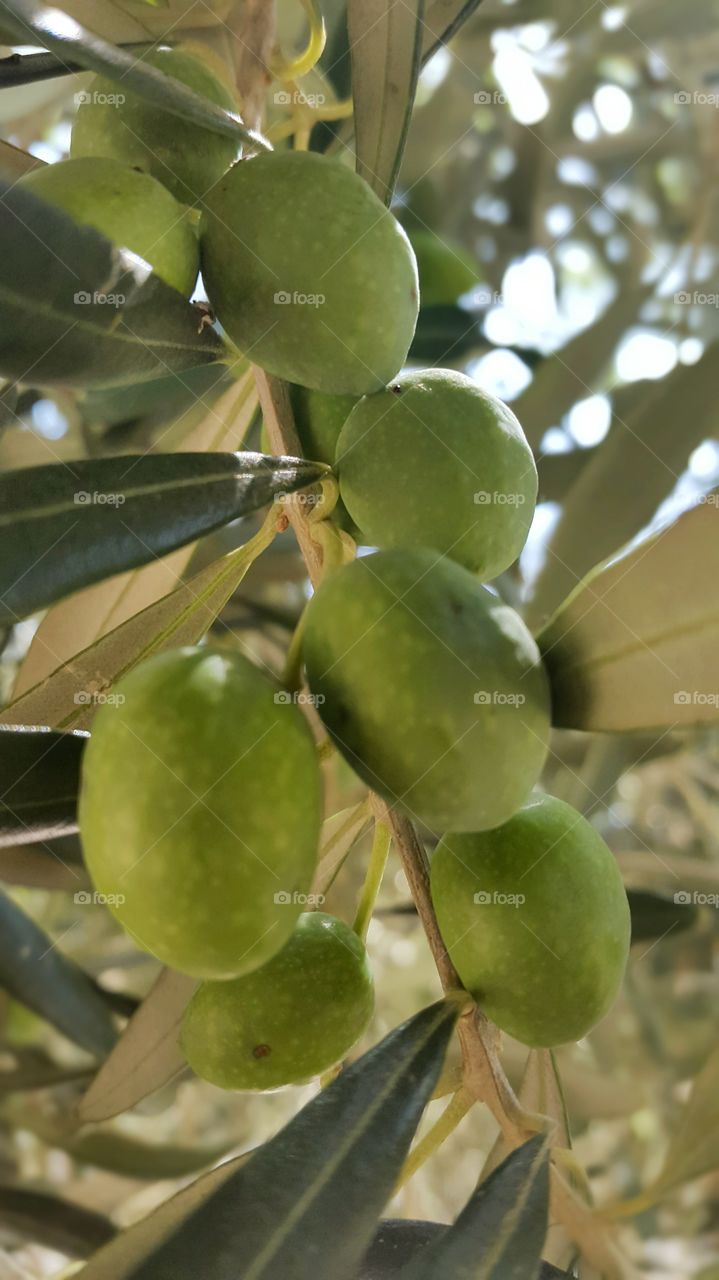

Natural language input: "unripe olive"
[408,230,481,306]
[200,152,419,394]
[430,795,631,1046]
[336,370,536,577]
[79,648,322,979]
[70,47,238,206]
[17,157,199,296]
[302,549,550,832]
[181,912,374,1089]
[290,384,360,536]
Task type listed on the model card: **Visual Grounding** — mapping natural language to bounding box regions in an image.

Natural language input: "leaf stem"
[353,819,391,941]
[396,1087,474,1189]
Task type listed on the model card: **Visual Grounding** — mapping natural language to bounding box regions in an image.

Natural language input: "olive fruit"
[17,157,199,296]
[200,151,419,395]
[70,47,237,205]
[290,384,358,465]
[336,369,536,577]
[408,230,481,306]
[79,648,322,979]
[181,912,374,1089]
[302,549,550,832]
[430,795,631,1046]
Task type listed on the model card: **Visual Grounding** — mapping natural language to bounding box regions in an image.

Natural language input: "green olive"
[79,648,322,979]
[302,549,550,832]
[430,795,631,1046]
[17,157,199,296]
[336,369,537,576]
[70,47,238,206]
[199,151,419,395]
[181,912,374,1089]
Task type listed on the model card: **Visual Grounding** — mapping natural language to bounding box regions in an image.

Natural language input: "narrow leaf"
[349,0,426,205]
[81,999,459,1280]
[539,498,719,731]
[650,1045,719,1199]
[0,889,117,1055]
[0,726,85,847]
[0,451,326,626]
[0,0,265,148]
[79,968,197,1123]
[0,179,225,389]
[421,1,484,60]
[0,1046,93,1094]
[400,1135,550,1279]
[0,1186,115,1256]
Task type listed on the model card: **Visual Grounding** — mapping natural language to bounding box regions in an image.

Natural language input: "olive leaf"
[0,179,225,389]
[0,726,86,847]
[0,1045,93,1094]
[539,496,719,731]
[0,889,117,1055]
[0,451,327,627]
[399,1135,550,1279]
[0,0,265,148]
[0,1186,116,1257]
[348,0,426,205]
[357,1220,566,1278]
[80,999,458,1279]
[628,889,699,943]
[421,2,484,60]
[78,968,197,1123]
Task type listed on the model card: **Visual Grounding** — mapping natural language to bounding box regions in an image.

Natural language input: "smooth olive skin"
[200,152,419,395]
[302,549,550,832]
[17,157,199,296]
[431,795,631,1047]
[336,370,537,577]
[181,913,374,1089]
[79,648,322,979]
[70,48,237,205]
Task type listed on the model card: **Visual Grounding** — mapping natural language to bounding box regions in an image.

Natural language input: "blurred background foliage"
[1,0,719,1277]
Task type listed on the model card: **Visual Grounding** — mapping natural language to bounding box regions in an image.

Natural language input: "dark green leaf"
[409,305,486,362]
[0,1186,116,1256]
[628,889,699,943]
[399,1135,550,1278]
[81,999,459,1280]
[539,497,719,731]
[348,0,426,205]
[0,178,225,389]
[0,726,85,847]
[0,889,117,1055]
[0,0,265,148]
[357,1222,566,1278]
[0,450,328,626]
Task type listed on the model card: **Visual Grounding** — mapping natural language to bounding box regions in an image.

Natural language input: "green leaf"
[79,968,197,1123]
[348,0,426,205]
[0,726,85,847]
[628,888,699,943]
[0,0,265,148]
[399,1135,550,1278]
[0,1045,93,1094]
[421,1,484,60]
[0,178,225,389]
[0,889,117,1055]
[2,517,281,730]
[356,1221,567,1278]
[539,497,719,731]
[0,451,327,627]
[0,1185,116,1256]
[409,304,484,363]
[80,999,458,1280]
